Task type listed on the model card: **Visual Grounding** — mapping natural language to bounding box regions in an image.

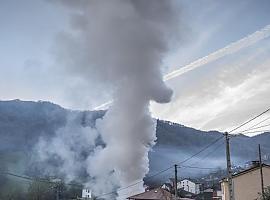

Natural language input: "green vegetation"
[258,186,270,200]
[27,179,55,200]
[0,175,82,200]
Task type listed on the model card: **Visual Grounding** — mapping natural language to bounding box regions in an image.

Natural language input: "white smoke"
[36,0,180,199]
[35,113,99,181]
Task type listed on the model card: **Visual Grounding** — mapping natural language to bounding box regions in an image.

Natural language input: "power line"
[0,171,83,188]
[1,172,33,182]
[241,123,270,133]
[189,140,225,166]
[240,129,270,135]
[96,135,224,198]
[158,120,225,165]
[9,108,268,198]
[229,113,270,136]
[176,135,224,165]
[96,165,174,198]
[179,165,218,170]
[6,108,268,198]
[157,120,225,165]
[98,107,270,199]
[224,109,270,199]
[240,116,270,133]
[228,107,270,134]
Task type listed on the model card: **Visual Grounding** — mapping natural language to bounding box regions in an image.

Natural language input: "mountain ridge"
[0,99,269,181]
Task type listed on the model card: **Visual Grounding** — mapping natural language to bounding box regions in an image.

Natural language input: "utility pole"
[37,180,40,200]
[56,188,59,200]
[224,132,233,200]
[55,182,60,200]
[174,164,178,200]
[259,144,265,199]
[52,178,61,200]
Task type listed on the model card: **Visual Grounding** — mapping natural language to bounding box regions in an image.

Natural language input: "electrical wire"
[157,120,225,165]
[176,135,224,165]
[96,165,174,198]
[240,116,270,133]
[1,172,33,182]
[96,135,224,198]
[228,107,270,134]
[179,165,218,170]
[0,171,83,188]
[240,123,270,133]
[239,129,270,135]
[189,140,225,166]
[6,108,269,198]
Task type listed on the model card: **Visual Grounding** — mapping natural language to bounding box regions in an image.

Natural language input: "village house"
[167,177,201,198]
[169,178,200,194]
[82,188,92,199]
[221,163,270,200]
[126,187,194,200]
[212,189,222,200]
[179,179,200,195]
[161,182,173,192]
[127,187,174,200]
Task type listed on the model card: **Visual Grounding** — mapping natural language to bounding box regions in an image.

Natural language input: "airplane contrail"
[164,24,270,81]
[94,24,270,110]
[94,100,114,111]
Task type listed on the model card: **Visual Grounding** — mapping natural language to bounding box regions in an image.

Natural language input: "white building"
[178,179,200,194]
[82,189,92,199]
[161,182,172,191]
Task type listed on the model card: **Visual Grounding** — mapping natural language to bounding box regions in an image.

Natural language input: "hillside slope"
[0,100,269,181]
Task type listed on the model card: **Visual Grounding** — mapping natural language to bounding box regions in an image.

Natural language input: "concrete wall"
[233,167,270,200]
[221,166,270,200]
[221,181,229,200]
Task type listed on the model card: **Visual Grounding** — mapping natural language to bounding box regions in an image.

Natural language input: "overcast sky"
[1,0,270,134]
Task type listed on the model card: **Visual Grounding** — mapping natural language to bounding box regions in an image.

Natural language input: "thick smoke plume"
[38,0,180,199]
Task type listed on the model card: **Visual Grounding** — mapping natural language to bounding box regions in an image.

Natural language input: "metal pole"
[259,144,265,199]
[225,132,233,200]
[174,164,178,200]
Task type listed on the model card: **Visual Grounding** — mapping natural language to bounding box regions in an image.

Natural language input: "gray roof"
[127,188,173,200]
[221,163,270,182]
[127,188,195,200]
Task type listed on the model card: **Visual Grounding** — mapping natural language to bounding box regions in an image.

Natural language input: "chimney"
[251,160,260,167]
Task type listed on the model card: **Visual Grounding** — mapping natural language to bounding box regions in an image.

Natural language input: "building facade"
[221,164,270,200]
[82,189,92,199]
[178,179,200,194]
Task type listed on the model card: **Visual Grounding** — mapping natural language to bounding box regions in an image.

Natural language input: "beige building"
[221,163,270,200]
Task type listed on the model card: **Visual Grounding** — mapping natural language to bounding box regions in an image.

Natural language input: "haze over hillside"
[0,100,270,184]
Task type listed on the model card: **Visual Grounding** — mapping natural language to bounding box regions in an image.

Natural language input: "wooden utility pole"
[174,164,178,200]
[225,132,233,200]
[259,144,265,199]
[55,182,60,200]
